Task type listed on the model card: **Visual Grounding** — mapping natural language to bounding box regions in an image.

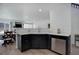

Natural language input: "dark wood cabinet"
[21,34,51,52]
[31,35,40,48]
[21,35,31,52]
[39,35,49,49]
[18,34,70,55]
[31,35,50,49]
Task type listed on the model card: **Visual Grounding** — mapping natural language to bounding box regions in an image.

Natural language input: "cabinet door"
[21,35,31,52]
[31,36,40,48]
[39,35,48,49]
[39,38,48,48]
[31,35,49,49]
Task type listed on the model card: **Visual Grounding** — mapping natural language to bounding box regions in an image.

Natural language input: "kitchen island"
[16,32,70,55]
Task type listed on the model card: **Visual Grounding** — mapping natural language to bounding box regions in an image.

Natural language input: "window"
[24,23,33,28]
[0,23,4,31]
[0,23,9,31]
[5,23,9,30]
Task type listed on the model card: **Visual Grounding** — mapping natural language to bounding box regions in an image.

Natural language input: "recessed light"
[38,8,42,12]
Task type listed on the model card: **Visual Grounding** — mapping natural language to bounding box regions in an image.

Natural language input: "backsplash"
[15,28,50,34]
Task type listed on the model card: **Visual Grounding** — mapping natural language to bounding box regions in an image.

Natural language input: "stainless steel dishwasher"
[51,38,66,55]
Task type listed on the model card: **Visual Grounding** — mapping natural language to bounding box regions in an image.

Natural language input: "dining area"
[0,30,15,47]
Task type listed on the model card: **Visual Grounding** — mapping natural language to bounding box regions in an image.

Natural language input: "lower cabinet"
[40,35,48,49]
[31,36,40,48]
[31,35,50,49]
[21,34,51,52]
[21,35,31,52]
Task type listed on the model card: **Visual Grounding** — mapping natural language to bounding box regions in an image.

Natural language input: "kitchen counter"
[16,33,70,55]
[15,28,70,36]
[16,32,70,37]
[15,28,70,55]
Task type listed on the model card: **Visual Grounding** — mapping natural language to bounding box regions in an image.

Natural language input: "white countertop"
[15,28,70,36]
[16,32,70,36]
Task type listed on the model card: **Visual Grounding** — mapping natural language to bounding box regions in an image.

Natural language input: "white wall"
[0,4,23,20]
[50,3,71,35]
[32,19,49,28]
[71,7,79,44]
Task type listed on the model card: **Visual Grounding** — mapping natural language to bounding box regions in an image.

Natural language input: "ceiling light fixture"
[38,8,42,12]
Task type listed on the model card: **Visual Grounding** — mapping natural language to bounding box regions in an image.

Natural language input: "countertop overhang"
[16,32,70,36]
